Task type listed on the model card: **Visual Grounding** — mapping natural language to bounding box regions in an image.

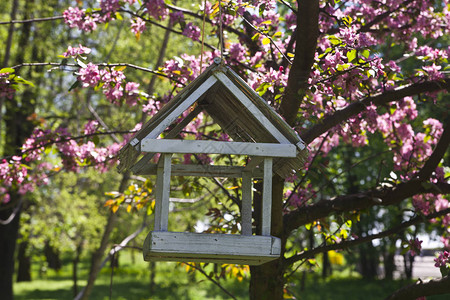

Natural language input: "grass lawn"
[14,251,450,299]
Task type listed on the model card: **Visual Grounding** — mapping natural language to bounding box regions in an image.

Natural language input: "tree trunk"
[0,203,21,300]
[44,241,62,271]
[403,253,414,280]
[322,250,331,279]
[149,261,156,293]
[73,242,83,298]
[16,241,31,282]
[383,250,396,280]
[0,1,36,296]
[249,175,285,300]
[76,173,129,300]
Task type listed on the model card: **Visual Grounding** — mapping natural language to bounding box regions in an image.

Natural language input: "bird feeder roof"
[118,59,308,178]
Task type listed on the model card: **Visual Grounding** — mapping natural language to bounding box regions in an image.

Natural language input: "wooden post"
[241,172,253,236]
[261,157,272,236]
[154,154,172,231]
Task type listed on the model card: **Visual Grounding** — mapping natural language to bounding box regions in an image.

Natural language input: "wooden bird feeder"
[118,58,308,265]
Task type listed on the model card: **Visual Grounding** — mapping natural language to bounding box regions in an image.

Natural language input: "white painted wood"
[244,157,264,171]
[143,231,281,265]
[141,139,297,157]
[213,72,290,144]
[154,154,172,231]
[135,164,265,178]
[141,76,217,144]
[241,172,253,236]
[130,106,203,174]
[261,157,273,236]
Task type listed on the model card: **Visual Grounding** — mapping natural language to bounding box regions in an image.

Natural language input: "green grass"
[289,275,449,300]
[14,252,450,300]
[14,250,249,300]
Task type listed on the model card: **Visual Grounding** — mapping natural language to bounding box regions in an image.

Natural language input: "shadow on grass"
[292,277,450,300]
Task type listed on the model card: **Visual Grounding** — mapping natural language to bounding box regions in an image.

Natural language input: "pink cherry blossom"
[63,44,92,58]
[130,17,146,35]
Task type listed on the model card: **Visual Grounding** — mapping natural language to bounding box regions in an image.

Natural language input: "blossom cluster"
[63,0,203,42]
[434,251,449,268]
[22,125,124,174]
[62,45,141,105]
[434,251,450,276]
[63,44,91,58]
[408,238,423,256]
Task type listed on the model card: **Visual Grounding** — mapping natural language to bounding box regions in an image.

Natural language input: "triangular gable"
[118,61,308,177]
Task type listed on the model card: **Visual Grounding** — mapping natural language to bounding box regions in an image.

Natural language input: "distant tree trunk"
[0,202,21,300]
[149,261,156,293]
[16,241,31,282]
[44,241,62,271]
[403,253,414,280]
[383,251,396,279]
[358,241,379,279]
[77,173,129,300]
[322,250,331,279]
[73,242,83,297]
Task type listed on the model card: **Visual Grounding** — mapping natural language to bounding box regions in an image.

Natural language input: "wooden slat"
[261,158,273,236]
[241,172,253,236]
[141,139,297,157]
[135,164,264,178]
[139,76,218,147]
[130,105,204,174]
[244,157,264,171]
[143,231,281,265]
[213,72,290,144]
[154,154,172,231]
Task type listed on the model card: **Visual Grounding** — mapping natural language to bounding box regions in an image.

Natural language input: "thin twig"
[278,0,297,13]
[0,15,64,25]
[241,17,292,65]
[88,104,121,143]
[0,196,23,225]
[285,207,450,266]
[183,263,237,300]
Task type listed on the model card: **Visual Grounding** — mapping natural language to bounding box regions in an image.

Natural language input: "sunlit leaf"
[262,37,271,45]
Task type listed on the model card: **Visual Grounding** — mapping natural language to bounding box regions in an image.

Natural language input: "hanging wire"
[200,0,207,73]
[218,0,224,62]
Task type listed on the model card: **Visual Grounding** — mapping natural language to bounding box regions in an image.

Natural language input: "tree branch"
[301,78,450,144]
[284,122,450,234]
[183,263,237,300]
[285,207,450,266]
[385,276,450,300]
[280,0,319,125]
[357,0,414,33]
[0,15,63,25]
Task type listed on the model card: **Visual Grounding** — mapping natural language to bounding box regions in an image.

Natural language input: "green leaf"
[361,49,370,59]
[68,80,80,91]
[346,49,357,62]
[0,67,15,74]
[328,36,341,45]
[251,33,260,41]
[305,223,312,230]
[336,64,350,71]
[14,76,35,87]
[272,31,282,38]
[262,37,271,45]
